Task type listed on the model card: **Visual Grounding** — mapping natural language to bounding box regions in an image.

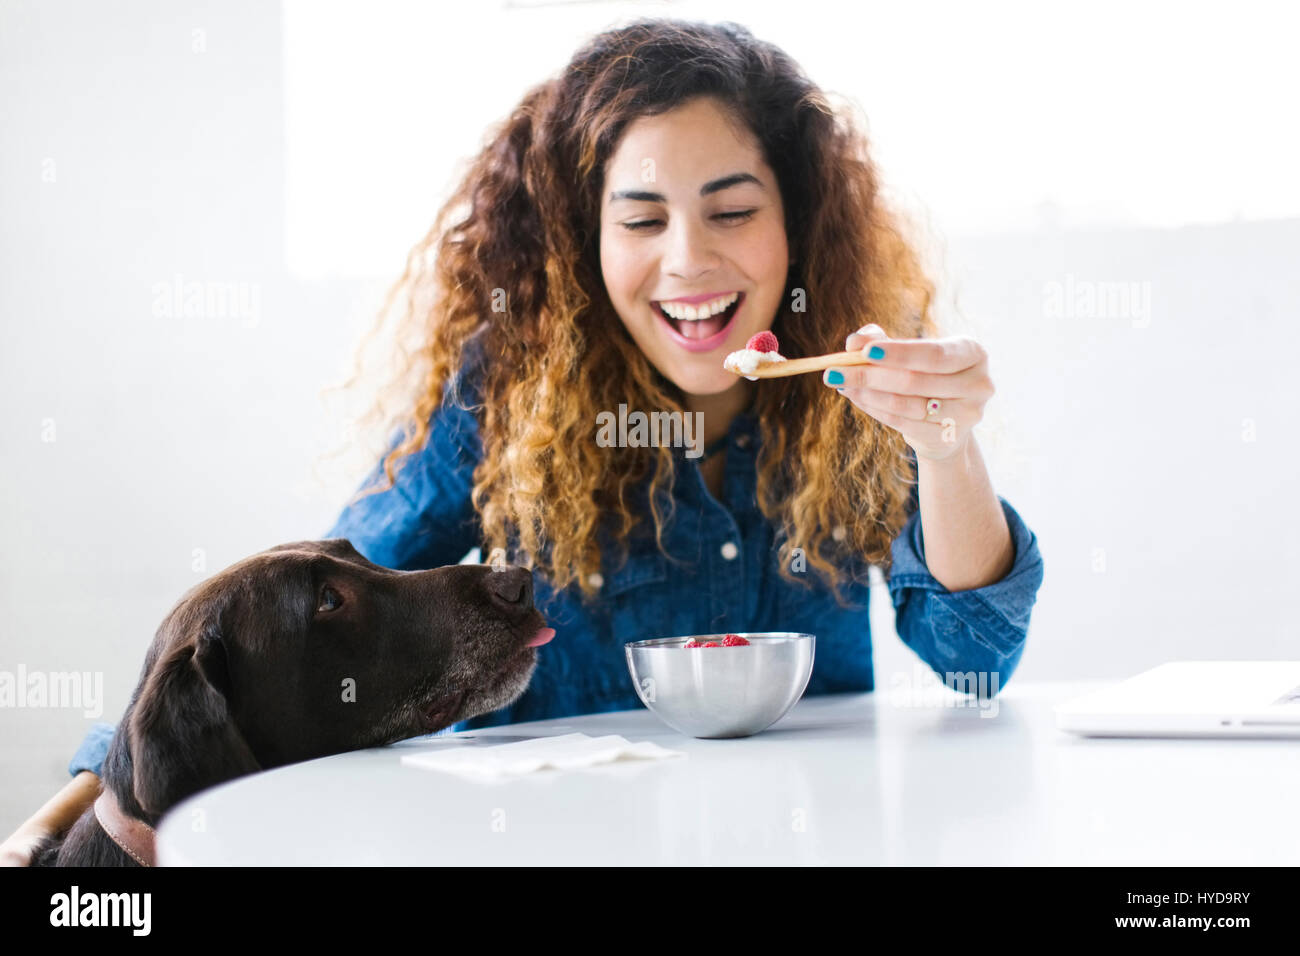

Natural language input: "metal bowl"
[624,632,815,738]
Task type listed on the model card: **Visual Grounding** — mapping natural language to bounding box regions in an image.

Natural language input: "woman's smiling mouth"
[653,291,745,352]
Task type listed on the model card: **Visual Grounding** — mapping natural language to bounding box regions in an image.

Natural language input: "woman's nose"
[661,217,720,279]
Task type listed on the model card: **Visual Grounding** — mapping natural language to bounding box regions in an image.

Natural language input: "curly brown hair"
[343,18,938,606]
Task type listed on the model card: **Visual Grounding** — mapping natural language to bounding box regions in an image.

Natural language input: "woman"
[314,17,1044,731]
[7,18,1042,861]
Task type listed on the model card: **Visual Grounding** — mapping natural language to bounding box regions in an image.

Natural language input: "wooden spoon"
[725,349,875,379]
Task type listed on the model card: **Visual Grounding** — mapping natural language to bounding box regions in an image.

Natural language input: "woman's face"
[599,96,789,397]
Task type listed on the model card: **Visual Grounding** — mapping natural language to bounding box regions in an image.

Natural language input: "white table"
[155,680,1300,865]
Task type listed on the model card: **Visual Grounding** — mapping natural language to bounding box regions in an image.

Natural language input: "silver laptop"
[1055,661,1300,738]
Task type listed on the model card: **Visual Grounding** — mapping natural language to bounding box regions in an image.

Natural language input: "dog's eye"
[317,586,343,613]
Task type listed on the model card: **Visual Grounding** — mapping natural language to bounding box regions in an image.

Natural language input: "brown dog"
[33,539,553,866]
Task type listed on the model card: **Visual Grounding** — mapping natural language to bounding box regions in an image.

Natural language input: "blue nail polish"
[826,369,844,385]
[868,346,885,360]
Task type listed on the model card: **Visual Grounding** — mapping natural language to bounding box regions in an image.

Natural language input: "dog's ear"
[128,618,260,816]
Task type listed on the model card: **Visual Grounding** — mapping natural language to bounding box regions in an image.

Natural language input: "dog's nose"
[485,566,533,609]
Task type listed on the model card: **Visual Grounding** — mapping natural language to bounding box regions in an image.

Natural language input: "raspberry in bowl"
[624,632,815,738]
[684,634,750,648]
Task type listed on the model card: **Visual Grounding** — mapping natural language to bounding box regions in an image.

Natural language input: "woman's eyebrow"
[608,171,764,203]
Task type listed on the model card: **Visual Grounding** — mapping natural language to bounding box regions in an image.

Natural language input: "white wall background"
[2,0,1297,834]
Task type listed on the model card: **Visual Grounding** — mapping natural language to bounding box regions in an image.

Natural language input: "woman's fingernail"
[868,346,886,360]
[825,369,844,385]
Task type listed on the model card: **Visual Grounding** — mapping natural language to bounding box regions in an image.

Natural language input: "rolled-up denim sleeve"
[68,721,116,777]
[326,348,485,571]
[887,495,1044,694]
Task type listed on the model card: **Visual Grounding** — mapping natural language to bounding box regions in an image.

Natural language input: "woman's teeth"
[658,292,739,321]
[656,292,742,341]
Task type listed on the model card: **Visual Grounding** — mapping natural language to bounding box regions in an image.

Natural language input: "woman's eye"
[621,210,755,232]
[317,586,343,613]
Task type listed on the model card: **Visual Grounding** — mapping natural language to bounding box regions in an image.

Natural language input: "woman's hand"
[823,324,994,461]
[824,322,1013,590]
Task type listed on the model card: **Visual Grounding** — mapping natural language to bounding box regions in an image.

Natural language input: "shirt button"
[588,572,604,589]
[832,524,847,542]
[735,433,751,449]
[720,541,739,561]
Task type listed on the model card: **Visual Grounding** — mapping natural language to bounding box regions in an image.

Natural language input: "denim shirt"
[67,349,1045,774]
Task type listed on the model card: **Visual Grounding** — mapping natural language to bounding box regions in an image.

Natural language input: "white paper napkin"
[400,732,684,778]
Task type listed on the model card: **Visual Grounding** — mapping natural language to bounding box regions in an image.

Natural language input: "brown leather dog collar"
[93,788,157,867]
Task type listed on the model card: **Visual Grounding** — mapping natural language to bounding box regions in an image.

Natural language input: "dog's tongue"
[527,626,556,648]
